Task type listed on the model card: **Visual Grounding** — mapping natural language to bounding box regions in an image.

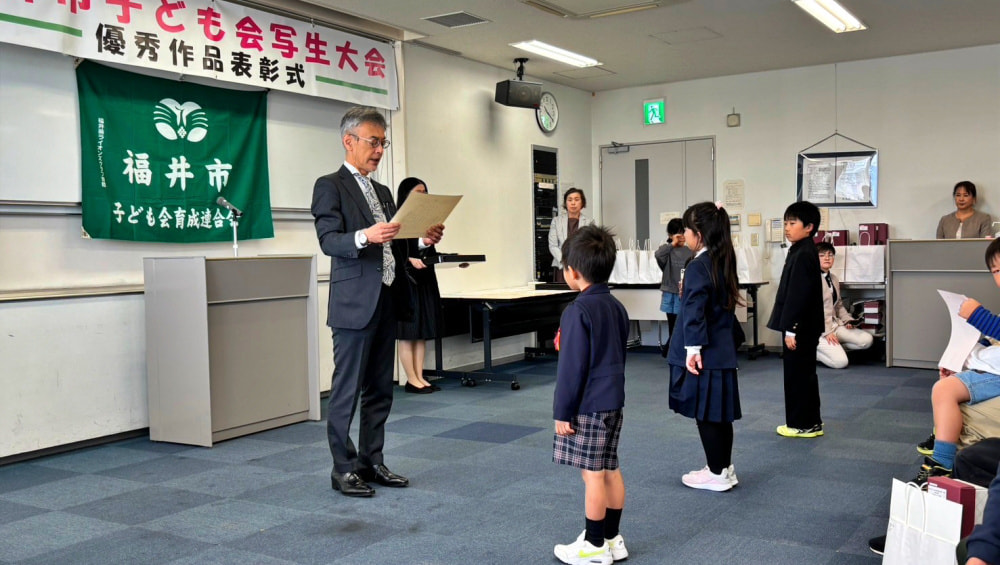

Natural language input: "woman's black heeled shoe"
[404,382,433,394]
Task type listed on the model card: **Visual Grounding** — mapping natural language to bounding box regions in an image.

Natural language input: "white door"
[599,138,715,244]
[599,138,715,346]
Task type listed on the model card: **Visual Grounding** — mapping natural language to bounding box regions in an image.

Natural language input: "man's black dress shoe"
[331,472,374,497]
[359,464,409,487]
[404,382,432,394]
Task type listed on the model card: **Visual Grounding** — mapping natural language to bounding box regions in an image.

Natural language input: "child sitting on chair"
[916,238,1000,485]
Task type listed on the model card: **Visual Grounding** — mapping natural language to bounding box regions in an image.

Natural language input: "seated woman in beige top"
[937,181,993,239]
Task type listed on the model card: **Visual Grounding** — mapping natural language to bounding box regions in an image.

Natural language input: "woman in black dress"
[397,177,442,393]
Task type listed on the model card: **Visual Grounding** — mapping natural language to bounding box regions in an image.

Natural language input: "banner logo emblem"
[154,98,208,142]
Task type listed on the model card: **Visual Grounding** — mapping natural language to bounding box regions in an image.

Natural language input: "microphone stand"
[230,210,243,257]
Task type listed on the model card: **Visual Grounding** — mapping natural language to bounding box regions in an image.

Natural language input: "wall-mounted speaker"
[495,80,542,108]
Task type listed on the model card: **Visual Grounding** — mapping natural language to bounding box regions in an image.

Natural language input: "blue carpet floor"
[0,351,932,564]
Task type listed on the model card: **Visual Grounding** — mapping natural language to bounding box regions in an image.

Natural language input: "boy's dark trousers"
[782,334,822,429]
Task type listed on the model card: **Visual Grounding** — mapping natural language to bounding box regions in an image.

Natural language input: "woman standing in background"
[547,188,594,283]
[396,177,442,394]
[937,181,993,239]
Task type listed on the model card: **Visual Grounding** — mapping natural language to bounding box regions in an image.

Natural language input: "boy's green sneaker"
[916,433,935,456]
[912,456,951,486]
[776,424,824,438]
[571,531,628,562]
[554,537,612,565]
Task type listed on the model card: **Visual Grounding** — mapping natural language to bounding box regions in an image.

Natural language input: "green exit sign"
[644,99,665,125]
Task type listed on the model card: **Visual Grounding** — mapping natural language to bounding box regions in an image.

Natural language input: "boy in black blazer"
[767,201,825,438]
[552,225,630,565]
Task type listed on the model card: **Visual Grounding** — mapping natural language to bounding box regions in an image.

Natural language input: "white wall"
[1,296,147,455]
[591,44,1000,346]
[398,44,594,367]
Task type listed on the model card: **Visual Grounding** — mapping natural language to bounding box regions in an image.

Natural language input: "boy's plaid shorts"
[553,409,623,471]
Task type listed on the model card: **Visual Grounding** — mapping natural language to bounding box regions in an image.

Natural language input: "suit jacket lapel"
[337,165,376,225]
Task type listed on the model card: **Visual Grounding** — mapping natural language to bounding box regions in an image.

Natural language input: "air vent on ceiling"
[423,12,491,29]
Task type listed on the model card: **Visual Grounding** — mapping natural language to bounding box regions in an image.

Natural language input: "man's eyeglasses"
[349,133,390,149]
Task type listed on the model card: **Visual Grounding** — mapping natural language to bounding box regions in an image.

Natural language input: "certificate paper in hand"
[938,289,980,373]
[389,192,462,238]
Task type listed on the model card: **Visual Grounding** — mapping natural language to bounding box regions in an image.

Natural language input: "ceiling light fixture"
[521,1,568,18]
[510,40,601,68]
[793,0,866,33]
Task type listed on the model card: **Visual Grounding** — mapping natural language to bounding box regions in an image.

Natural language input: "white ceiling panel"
[300,0,1000,91]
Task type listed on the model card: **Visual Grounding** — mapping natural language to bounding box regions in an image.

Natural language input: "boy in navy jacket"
[552,225,630,565]
[767,201,825,438]
[966,461,1000,564]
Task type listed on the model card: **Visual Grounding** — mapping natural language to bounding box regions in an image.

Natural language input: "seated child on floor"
[815,242,873,369]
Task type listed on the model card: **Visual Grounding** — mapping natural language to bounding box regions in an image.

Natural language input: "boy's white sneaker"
[681,466,734,492]
[573,531,629,562]
[554,536,612,565]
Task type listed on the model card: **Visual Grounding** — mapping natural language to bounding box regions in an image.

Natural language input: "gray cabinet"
[888,239,1000,369]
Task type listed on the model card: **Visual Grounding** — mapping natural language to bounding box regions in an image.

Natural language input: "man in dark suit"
[311,106,443,497]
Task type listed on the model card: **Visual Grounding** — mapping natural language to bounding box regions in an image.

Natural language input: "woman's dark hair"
[816,241,836,255]
[783,201,821,237]
[562,187,586,209]
[682,202,742,311]
[954,181,977,199]
[397,177,427,208]
[666,218,684,237]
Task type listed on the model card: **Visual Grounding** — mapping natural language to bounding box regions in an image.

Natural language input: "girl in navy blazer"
[668,202,743,492]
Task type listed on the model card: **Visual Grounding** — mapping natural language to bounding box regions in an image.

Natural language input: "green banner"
[77,61,273,242]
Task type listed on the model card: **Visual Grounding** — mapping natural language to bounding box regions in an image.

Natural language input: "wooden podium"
[143,255,320,446]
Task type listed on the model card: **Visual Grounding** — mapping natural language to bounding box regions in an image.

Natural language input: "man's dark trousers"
[327,284,395,474]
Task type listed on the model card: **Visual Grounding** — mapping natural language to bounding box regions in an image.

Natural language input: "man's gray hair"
[340,106,387,138]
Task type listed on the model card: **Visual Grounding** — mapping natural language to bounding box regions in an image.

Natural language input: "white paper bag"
[883,479,962,565]
[637,240,662,284]
[845,245,886,283]
[647,247,664,283]
[610,239,628,284]
[624,240,639,284]
[830,245,848,281]
[735,244,763,283]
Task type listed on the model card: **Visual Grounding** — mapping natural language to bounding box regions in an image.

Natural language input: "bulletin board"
[796,150,878,207]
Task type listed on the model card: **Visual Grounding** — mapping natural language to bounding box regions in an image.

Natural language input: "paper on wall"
[389,192,463,239]
[723,179,745,210]
[660,211,681,225]
[938,289,980,373]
